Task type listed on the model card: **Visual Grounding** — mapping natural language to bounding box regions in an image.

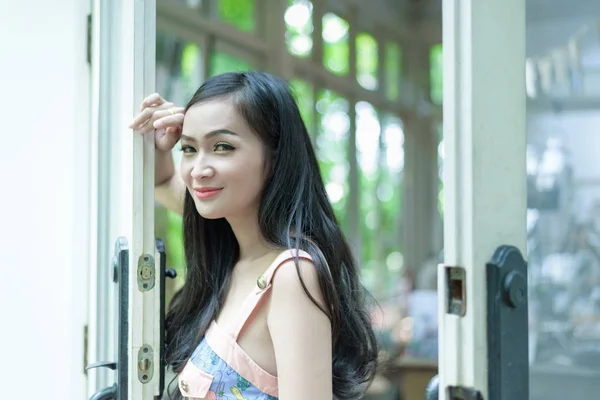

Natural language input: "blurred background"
[3,0,600,399]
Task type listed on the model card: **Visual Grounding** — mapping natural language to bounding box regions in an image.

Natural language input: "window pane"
[356,33,378,90]
[289,79,314,135]
[322,13,349,76]
[315,89,350,219]
[357,107,405,297]
[356,102,380,291]
[285,0,313,58]
[430,43,443,105]
[218,0,255,32]
[385,41,401,101]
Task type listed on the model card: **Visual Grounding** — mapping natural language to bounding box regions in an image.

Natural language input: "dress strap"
[229,249,313,341]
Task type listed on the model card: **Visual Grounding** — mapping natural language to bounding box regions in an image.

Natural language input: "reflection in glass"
[528,114,600,399]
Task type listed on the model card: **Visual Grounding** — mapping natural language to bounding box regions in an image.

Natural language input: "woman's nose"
[190,154,215,179]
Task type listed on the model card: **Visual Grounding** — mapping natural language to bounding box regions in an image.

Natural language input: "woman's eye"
[214,142,235,152]
[179,144,196,154]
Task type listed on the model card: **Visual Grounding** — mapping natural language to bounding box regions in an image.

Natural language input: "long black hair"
[164,71,378,399]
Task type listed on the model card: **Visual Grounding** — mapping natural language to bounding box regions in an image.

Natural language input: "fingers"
[129,102,181,131]
[154,108,185,130]
[156,126,182,152]
[140,93,165,111]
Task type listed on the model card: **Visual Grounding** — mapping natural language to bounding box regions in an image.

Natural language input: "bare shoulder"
[269,256,326,310]
[266,256,332,400]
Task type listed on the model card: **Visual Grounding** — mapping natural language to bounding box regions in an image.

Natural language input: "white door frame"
[439,0,527,399]
[88,0,160,398]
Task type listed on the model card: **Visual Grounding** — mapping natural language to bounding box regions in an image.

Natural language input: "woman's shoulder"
[268,248,324,305]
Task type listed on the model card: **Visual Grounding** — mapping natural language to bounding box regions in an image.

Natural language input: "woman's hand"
[128,93,185,152]
[129,93,187,215]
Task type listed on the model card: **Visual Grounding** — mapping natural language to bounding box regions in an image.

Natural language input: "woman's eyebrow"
[180,129,240,141]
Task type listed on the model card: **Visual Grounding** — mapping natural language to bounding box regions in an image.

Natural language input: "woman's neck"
[227,214,276,262]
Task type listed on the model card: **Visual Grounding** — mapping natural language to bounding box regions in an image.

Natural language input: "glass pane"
[527,2,600,398]
[430,43,443,105]
[210,51,253,76]
[218,0,255,32]
[385,41,401,101]
[363,112,407,369]
[322,13,349,76]
[315,89,350,220]
[285,0,313,58]
[289,79,314,136]
[356,102,380,292]
[359,109,405,297]
[356,33,378,90]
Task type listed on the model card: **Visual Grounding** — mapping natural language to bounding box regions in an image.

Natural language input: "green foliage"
[180,42,201,100]
[430,44,443,104]
[218,0,255,32]
[322,13,349,75]
[289,79,314,136]
[315,89,349,224]
[210,52,253,76]
[385,42,401,100]
[356,33,378,90]
[166,210,186,280]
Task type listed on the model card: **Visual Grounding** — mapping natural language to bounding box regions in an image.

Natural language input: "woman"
[130,71,378,400]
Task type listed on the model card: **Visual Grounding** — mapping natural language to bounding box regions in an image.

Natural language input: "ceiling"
[329,0,600,45]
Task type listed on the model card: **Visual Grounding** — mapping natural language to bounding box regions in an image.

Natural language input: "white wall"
[0,0,89,398]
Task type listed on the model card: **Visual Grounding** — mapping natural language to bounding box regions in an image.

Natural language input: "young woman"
[130,71,378,400]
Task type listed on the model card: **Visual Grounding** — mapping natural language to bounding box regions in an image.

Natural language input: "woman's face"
[180,98,268,220]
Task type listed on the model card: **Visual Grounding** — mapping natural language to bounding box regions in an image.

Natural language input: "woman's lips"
[194,188,223,199]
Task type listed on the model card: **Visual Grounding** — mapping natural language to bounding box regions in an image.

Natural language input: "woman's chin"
[196,206,225,220]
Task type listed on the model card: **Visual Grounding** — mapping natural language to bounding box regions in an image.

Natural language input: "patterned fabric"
[188,338,278,400]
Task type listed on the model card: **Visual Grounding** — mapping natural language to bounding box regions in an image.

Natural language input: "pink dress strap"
[229,249,313,341]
